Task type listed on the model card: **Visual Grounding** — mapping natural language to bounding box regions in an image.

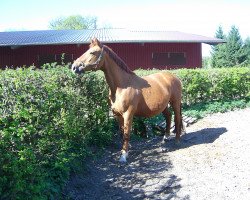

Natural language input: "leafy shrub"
[0,66,113,199]
[176,67,250,105]
[182,98,250,119]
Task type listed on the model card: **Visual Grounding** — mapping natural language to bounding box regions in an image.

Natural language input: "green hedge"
[0,66,113,199]
[136,67,250,105]
[0,66,249,199]
[177,67,250,105]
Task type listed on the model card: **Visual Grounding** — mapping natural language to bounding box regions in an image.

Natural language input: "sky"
[0,0,250,56]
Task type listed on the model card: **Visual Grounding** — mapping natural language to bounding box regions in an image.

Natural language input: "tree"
[215,25,226,39]
[225,25,246,66]
[49,15,97,30]
[243,37,250,65]
[211,25,248,67]
[211,25,227,68]
[202,56,212,68]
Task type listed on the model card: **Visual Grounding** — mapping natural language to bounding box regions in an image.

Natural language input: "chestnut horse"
[72,38,183,162]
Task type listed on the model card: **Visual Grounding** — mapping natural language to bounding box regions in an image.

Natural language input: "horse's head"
[72,38,104,74]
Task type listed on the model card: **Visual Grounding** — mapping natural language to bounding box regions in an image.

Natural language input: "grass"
[182,98,250,119]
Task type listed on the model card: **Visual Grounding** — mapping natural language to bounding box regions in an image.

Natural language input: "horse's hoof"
[162,135,170,143]
[175,139,181,146]
[119,155,127,163]
[119,151,128,163]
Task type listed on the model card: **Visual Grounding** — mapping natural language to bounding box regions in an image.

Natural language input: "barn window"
[168,52,186,65]
[152,52,186,66]
[38,54,74,66]
[38,55,55,66]
[152,52,169,66]
[58,54,74,65]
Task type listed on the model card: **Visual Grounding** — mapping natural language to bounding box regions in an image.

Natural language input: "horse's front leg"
[119,112,133,163]
[115,115,124,137]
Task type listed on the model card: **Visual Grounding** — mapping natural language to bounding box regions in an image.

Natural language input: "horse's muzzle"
[72,65,84,75]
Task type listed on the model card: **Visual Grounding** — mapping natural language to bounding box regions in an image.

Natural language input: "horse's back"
[142,71,181,92]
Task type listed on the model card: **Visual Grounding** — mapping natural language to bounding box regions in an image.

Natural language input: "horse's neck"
[102,57,134,96]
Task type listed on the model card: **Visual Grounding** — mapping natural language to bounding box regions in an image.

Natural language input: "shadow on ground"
[163,127,227,152]
[63,137,186,200]
[63,127,226,199]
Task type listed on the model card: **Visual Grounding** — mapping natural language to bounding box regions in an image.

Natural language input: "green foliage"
[243,37,250,65]
[215,25,227,39]
[202,56,212,68]
[211,25,227,67]
[175,67,250,105]
[211,25,249,67]
[226,26,247,66]
[0,66,113,199]
[49,15,97,30]
[182,98,250,119]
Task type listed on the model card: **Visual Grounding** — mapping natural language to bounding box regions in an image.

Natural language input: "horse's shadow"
[163,127,227,152]
[64,127,227,199]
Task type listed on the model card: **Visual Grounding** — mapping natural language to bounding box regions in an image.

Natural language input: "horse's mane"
[103,45,135,75]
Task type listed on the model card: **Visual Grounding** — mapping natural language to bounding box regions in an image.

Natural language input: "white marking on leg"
[119,150,128,163]
[162,134,170,143]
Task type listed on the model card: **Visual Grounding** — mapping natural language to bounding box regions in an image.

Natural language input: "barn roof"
[0,28,224,47]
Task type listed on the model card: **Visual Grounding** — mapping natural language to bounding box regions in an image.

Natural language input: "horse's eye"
[90,51,95,55]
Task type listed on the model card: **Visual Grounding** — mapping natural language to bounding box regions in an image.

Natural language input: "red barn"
[0,29,224,70]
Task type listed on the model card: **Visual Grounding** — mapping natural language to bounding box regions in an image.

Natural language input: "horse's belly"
[135,90,169,117]
[135,104,167,117]
[134,74,172,117]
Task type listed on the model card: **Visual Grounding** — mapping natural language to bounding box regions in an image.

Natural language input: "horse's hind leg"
[162,106,172,141]
[171,101,182,143]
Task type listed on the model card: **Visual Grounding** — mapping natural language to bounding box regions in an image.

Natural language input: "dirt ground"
[63,108,250,200]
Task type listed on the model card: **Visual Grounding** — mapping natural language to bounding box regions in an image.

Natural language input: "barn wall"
[0,42,202,70]
[107,43,202,70]
[0,44,86,68]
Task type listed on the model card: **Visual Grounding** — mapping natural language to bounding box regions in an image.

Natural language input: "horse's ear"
[90,38,102,47]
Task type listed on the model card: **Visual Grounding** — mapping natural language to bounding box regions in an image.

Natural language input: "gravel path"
[64,108,250,200]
